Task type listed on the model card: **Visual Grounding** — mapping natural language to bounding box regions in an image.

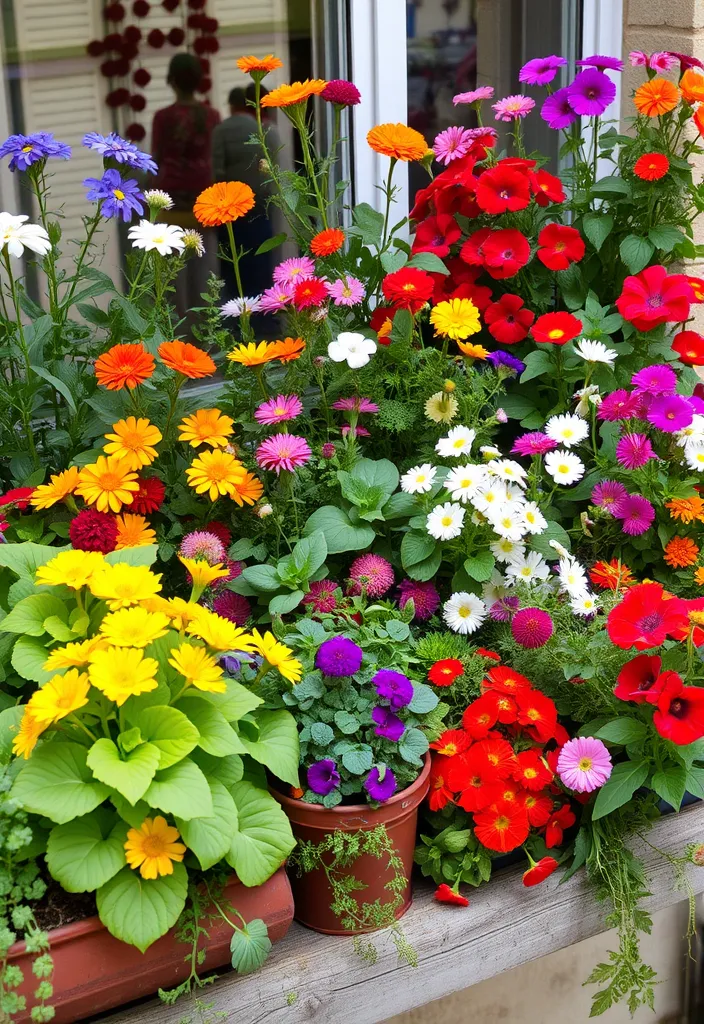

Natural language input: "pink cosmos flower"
[272,256,315,286]
[259,282,294,313]
[326,275,365,306]
[254,394,303,426]
[492,95,536,121]
[629,51,648,67]
[255,434,312,474]
[557,737,612,793]
[453,86,495,105]
[331,396,379,413]
[615,494,655,536]
[597,389,640,422]
[615,433,657,470]
[433,126,475,165]
[649,51,679,72]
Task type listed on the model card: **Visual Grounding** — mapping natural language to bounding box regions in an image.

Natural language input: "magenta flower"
[342,424,370,437]
[591,480,628,514]
[259,282,294,313]
[492,94,535,121]
[331,396,379,413]
[320,442,336,459]
[597,389,640,422]
[540,88,578,129]
[212,590,251,627]
[453,86,494,105]
[321,79,361,106]
[372,706,405,741]
[255,433,312,474]
[489,596,520,622]
[668,52,704,71]
[631,363,677,396]
[316,637,363,677]
[347,553,394,598]
[398,579,440,621]
[616,433,657,470]
[616,494,655,536]
[557,737,612,793]
[629,51,648,67]
[433,125,475,165]
[254,394,303,426]
[511,431,559,456]
[373,668,413,710]
[575,54,624,71]
[519,55,567,85]
[511,608,554,649]
[465,125,498,141]
[647,394,693,433]
[272,256,315,286]
[302,579,339,614]
[180,530,226,565]
[567,69,616,115]
[649,51,679,72]
[364,766,397,802]
[326,275,365,306]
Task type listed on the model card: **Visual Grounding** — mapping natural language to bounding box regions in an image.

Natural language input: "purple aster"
[364,766,397,802]
[82,131,157,173]
[433,126,475,165]
[615,433,657,470]
[631,364,677,397]
[272,256,315,286]
[321,80,361,106]
[221,655,242,675]
[575,55,624,71]
[647,394,693,433]
[486,350,525,375]
[83,168,144,221]
[511,431,559,456]
[489,596,520,622]
[307,759,340,796]
[398,579,441,621]
[591,480,628,515]
[567,69,616,116]
[342,424,370,437]
[616,494,655,536]
[371,706,405,741]
[0,132,71,172]
[373,669,413,710]
[259,282,295,312]
[541,88,578,129]
[453,86,495,105]
[315,636,363,677]
[519,55,568,85]
[597,389,641,422]
[331,396,379,413]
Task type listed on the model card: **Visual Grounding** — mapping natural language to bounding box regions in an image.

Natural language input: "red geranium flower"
[428,754,454,811]
[460,227,493,267]
[544,804,576,847]
[131,475,165,514]
[614,653,663,702]
[523,856,559,887]
[531,311,582,345]
[515,689,558,743]
[520,791,554,827]
[477,647,501,662]
[475,165,531,215]
[475,736,516,779]
[462,691,501,739]
[672,330,704,366]
[293,277,328,310]
[536,224,585,271]
[653,672,704,746]
[606,582,688,650]
[430,728,472,758]
[511,749,553,791]
[483,229,531,280]
[382,267,435,313]
[529,169,566,206]
[494,693,518,724]
[633,153,669,181]
[615,264,692,332]
[428,658,464,686]
[484,665,532,695]
[434,883,469,907]
[411,214,461,258]
[484,293,535,344]
[484,779,522,808]
[448,748,496,812]
[474,801,530,853]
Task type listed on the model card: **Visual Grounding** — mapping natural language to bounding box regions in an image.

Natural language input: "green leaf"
[11,636,53,684]
[229,919,272,974]
[255,231,287,255]
[30,365,77,413]
[176,779,238,871]
[1,594,69,636]
[303,506,374,555]
[111,794,150,829]
[227,781,295,886]
[104,545,158,568]
[127,705,199,769]
[144,758,213,821]
[405,545,442,582]
[212,681,263,723]
[408,683,439,715]
[291,532,328,576]
[591,176,631,198]
[43,615,74,641]
[389,308,413,345]
[407,251,450,275]
[519,349,554,384]
[399,727,429,766]
[531,521,571,560]
[648,224,683,253]
[269,591,305,616]
[237,710,299,787]
[685,765,704,798]
[46,814,128,893]
[381,492,419,520]
[241,564,281,592]
[349,458,399,495]
[0,706,25,763]
[12,742,111,824]
[596,720,648,746]
[176,698,245,757]
[97,863,188,952]
[351,202,385,247]
[401,530,436,569]
[334,711,360,734]
[310,722,334,746]
[380,250,407,274]
[386,619,410,641]
[592,760,650,820]
[651,763,687,809]
[582,212,614,252]
[464,550,495,583]
[0,543,70,580]
[341,744,373,775]
[87,739,161,805]
[619,234,655,275]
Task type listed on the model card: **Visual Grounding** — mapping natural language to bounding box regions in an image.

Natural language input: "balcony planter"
[272,756,431,935]
[8,868,294,1024]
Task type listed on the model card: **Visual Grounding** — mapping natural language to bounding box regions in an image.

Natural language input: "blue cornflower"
[83,169,144,222]
[82,131,157,174]
[0,132,71,172]
[486,350,526,376]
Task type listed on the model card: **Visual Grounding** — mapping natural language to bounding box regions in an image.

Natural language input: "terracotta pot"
[272,756,431,935]
[8,868,293,1024]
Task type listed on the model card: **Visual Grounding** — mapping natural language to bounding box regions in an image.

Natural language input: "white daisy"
[127,218,185,256]
[0,212,51,258]
[519,501,547,535]
[143,189,174,211]
[480,445,501,460]
[443,591,486,634]
[328,332,377,369]
[490,537,526,564]
[220,296,263,317]
[471,482,507,514]
[573,339,617,365]
[426,502,466,540]
[558,557,588,598]
[571,592,599,616]
[504,551,550,585]
[487,509,527,542]
[444,464,488,502]
[435,425,476,458]
[544,448,585,485]
[489,459,528,486]
[545,413,589,449]
[676,414,704,448]
[401,463,437,495]
[684,442,704,472]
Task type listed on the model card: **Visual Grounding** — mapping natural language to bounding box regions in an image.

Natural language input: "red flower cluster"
[614,653,704,744]
[606,582,688,650]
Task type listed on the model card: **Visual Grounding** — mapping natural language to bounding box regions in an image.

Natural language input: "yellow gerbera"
[88,563,163,610]
[43,636,108,671]
[178,408,234,449]
[457,340,489,359]
[143,595,202,631]
[76,456,140,513]
[424,391,458,424]
[35,549,106,590]
[230,471,265,507]
[124,816,186,880]
[179,556,230,589]
[186,606,255,652]
[103,417,162,470]
[226,341,278,367]
[88,646,159,706]
[168,643,226,693]
[114,513,156,550]
[185,450,248,502]
[30,466,80,510]
[99,606,170,648]
[27,669,90,725]
[429,298,481,341]
[249,628,302,683]
[12,710,47,759]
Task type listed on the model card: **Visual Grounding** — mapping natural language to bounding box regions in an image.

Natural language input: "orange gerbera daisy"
[94,343,155,391]
[230,470,265,507]
[260,79,327,109]
[30,466,80,509]
[270,336,306,362]
[680,68,704,104]
[310,227,345,257]
[634,78,680,117]
[664,536,700,569]
[158,340,216,379]
[695,106,704,138]
[666,496,704,523]
[457,341,489,359]
[193,181,255,227]
[115,513,156,549]
[236,54,283,76]
[75,456,140,514]
[588,559,636,592]
[366,123,427,162]
[227,341,278,367]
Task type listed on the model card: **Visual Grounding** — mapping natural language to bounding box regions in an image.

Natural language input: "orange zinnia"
[94,343,155,391]
[680,68,704,104]
[366,123,427,162]
[236,54,282,76]
[665,496,704,523]
[270,337,306,363]
[158,340,215,379]
[695,567,704,587]
[230,471,265,507]
[193,181,255,227]
[634,78,680,117]
[260,79,327,109]
[310,227,345,257]
[664,536,700,569]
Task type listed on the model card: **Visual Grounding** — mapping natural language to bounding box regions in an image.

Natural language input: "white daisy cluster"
[549,540,599,617]
[675,414,704,472]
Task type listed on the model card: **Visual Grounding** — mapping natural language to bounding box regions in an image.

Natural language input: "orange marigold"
[666,496,704,523]
[664,536,700,569]
[680,68,704,104]
[588,559,636,592]
[270,337,306,363]
[94,343,155,391]
[236,54,283,75]
[634,78,680,117]
[366,123,428,162]
[310,227,345,257]
[193,181,255,227]
[260,80,327,109]
[158,340,215,379]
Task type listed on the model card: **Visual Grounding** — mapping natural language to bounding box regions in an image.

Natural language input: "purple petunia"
[307,759,340,796]
[315,636,363,677]
[541,88,578,129]
[82,131,157,173]
[615,433,657,470]
[597,389,640,422]
[83,168,144,221]
[592,480,628,514]
[371,706,406,741]
[0,132,71,172]
[647,395,693,433]
[615,494,655,536]
[511,431,559,456]
[364,765,397,802]
[566,69,616,116]
[575,54,624,71]
[519,55,568,85]
[486,350,525,375]
[631,364,677,397]
[373,669,414,710]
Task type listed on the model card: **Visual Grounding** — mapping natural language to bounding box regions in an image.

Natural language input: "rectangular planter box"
[8,868,294,1023]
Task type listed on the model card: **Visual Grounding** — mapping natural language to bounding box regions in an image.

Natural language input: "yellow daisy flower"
[75,456,140,513]
[226,341,278,367]
[186,606,255,652]
[456,340,489,359]
[103,417,163,471]
[185,449,248,502]
[88,563,163,610]
[12,710,47,759]
[429,298,481,341]
[114,513,156,550]
[179,556,230,589]
[88,646,159,706]
[249,628,302,684]
[35,549,106,590]
[27,669,90,725]
[124,816,186,879]
[30,466,80,510]
[99,606,170,648]
[168,643,226,693]
[424,391,459,424]
[43,636,109,672]
[178,408,234,449]
[143,595,202,631]
[230,471,265,507]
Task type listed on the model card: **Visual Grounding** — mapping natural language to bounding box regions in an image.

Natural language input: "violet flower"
[364,766,397,802]
[371,706,405,741]
[373,668,414,710]
[307,759,340,796]
[540,88,578,129]
[519,55,567,86]
[566,69,616,116]
[647,395,693,433]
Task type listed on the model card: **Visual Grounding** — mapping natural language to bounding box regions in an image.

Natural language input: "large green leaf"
[144,758,213,820]
[0,706,24,763]
[127,705,199,769]
[619,234,654,275]
[97,863,188,952]
[229,919,272,974]
[303,506,375,554]
[202,682,263,723]
[1,594,68,636]
[227,781,295,886]
[46,813,128,892]
[176,779,238,870]
[238,710,300,787]
[111,794,150,829]
[348,458,399,495]
[176,698,246,757]
[87,738,161,805]
[592,760,650,820]
[104,545,158,567]
[401,530,436,570]
[581,212,613,251]
[12,742,111,824]
[651,763,687,809]
[0,542,69,580]
[291,532,328,577]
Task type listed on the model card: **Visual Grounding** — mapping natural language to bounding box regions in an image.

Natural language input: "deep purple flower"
[364,766,397,802]
[371,706,405,741]
[221,655,242,675]
[307,759,340,796]
[398,579,441,621]
[631,364,677,397]
[566,69,616,116]
[541,88,578,129]
[519,55,567,85]
[511,431,559,456]
[647,394,693,433]
[83,168,144,221]
[486,350,525,375]
[616,433,657,470]
[597,389,640,422]
[82,131,157,173]
[615,494,655,536]
[489,596,520,622]
[373,669,413,710]
[575,54,624,71]
[0,132,71,171]
[315,636,363,677]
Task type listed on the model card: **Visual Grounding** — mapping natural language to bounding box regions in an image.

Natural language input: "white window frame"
[581,0,624,179]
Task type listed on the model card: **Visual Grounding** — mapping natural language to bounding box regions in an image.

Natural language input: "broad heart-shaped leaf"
[229,919,272,975]
[407,683,439,715]
[592,760,650,821]
[11,636,53,684]
[407,251,450,276]
[303,506,375,555]
[405,545,442,582]
[464,550,495,583]
[202,681,262,723]
[341,744,373,775]
[46,814,128,893]
[112,793,150,828]
[97,862,188,953]
[176,779,238,871]
[348,458,399,496]
[0,542,70,580]
[269,591,304,616]
[519,348,554,385]
[12,742,111,824]
[237,710,300,788]
[0,594,68,636]
[104,545,158,567]
[619,234,654,275]
[581,212,613,252]
[227,781,295,887]
[651,763,687,809]
[596,719,647,746]
[176,697,246,757]
[399,727,429,766]
[241,564,281,592]
[144,758,213,820]
[401,530,435,570]
[127,705,199,769]
[531,520,572,560]
[87,738,161,805]
[291,532,327,577]
[0,706,24,763]
[193,751,244,788]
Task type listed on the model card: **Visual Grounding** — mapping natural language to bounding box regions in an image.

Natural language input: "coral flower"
[382,267,435,312]
[616,265,692,331]
[185,449,247,501]
[672,330,704,366]
[475,166,531,214]
[261,79,327,108]
[103,417,162,470]
[633,153,669,180]
[430,729,472,758]
[158,340,216,379]
[536,223,585,271]
[270,336,306,362]
[679,68,704,103]
[178,408,234,448]
[193,181,255,226]
[530,169,566,206]
[434,884,469,907]
[366,122,427,162]
[607,582,688,650]
[522,856,559,887]
[474,802,530,852]
[544,805,576,847]
[124,816,186,880]
[76,456,139,513]
[485,665,532,695]
[256,434,312,474]
[634,77,680,116]
[515,689,558,742]
[589,559,635,591]
[30,466,80,509]
[227,340,278,366]
[236,54,282,75]
[94,342,155,390]
[114,512,156,549]
[531,311,583,345]
[429,297,481,340]
[428,754,454,811]
[557,737,612,793]
[485,293,534,344]
[293,276,328,309]
[310,227,345,256]
[664,536,699,568]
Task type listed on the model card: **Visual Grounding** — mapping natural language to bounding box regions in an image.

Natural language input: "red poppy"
[448,748,496,812]
[483,229,531,280]
[474,801,530,853]
[430,728,472,758]
[382,267,435,313]
[460,227,493,267]
[606,582,688,650]
[614,653,663,703]
[672,330,704,366]
[484,293,535,344]
[531,311,583,345]
[477,647,501,662]
[522,856,559,887]
[519,791,554,827]
[615,264,692,332]
[434,883,469,907]
[511,749,553,791]
[515,689,558,743]
[428,658,464,687]
[653,672,704,746]
[633,153,669,181]
[474,737,516,779]
[462,692,500,739]
[475,165,531,215]
[529,169,566,206]
[536,224,585,271]
[412,214,462,258]
[428,754,454,811]
[544,804,576,847]
[485,665,532,695]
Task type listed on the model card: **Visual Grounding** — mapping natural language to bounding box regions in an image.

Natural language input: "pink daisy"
[615,494,655,536]
[615,433,657,470]
[511,608,554,649]
[259,282,294,313]
[492,95,535,122]
[272,256,315,287]
[302,579,339,614]
[557,737,612,793]
[255,434,312,474]
[326,275,365,306]
[347,554,394,598]
[254,394,303,426]
[331,396,379,413]
[453,86,495,105]
[398,579,440,621]
[433,126,475,165]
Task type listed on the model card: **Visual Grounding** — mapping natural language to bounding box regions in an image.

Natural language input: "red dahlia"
[434,883,469,907]
[293,277,328,310]
[484,665,532,695]
[69,508,118,553]
[522,856,559,887]
[615,264,692,332]
[474,165,531,215]
[633,153,669,181]
[606,582,688,650]
[531,311,583,345]
[672,330,704,366]
[515,689,558,743]
[382,267,435,313]
[536,223,585,271]
[448,749,496,812]
[461,691,501,739]
[131,475,165,514]
[484,293,535,344]
[482,228,531,280]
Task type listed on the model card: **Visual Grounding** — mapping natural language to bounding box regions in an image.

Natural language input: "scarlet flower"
[474,737,516,780]
[0,487,33,510]
[522,856,559,887]
[484,779,522,808]
[474,801,530,853]
[614,653,663,702]
[511,749,553,791]
[474,165,531,215]
[448,748,496,812]
[131,475,165,514]
[485,665,532,695]
[95,342,155,390]
[615,265,692,332]
[428,658,464,686]
[515,689,558,743]
[430,728,472,758]
[434,883,469,907]
[494,693,518,724]
[673,598,704,646]
[519,791,554,827]
[382,267,435,313]
[462,691,500,739]
[460,227,493,267]
[687,276,704,303]
[544,804,576,847]
[310,227,345,257]
[529,169,566,206]
[484,293,535,344]
[531,311,583,345]
[428,754,455,811]
[477,647,501,662]
[672,330,704,366]
[158,340,215,379]
[449,276,493,312]
[412,214,462,258]
[633,153,669,181]
[292,277,328,309]
[653,673,704,746]
[482,228,531,280]
[536,223,585,271]
[589,559,636,592]
[606,582,688,650]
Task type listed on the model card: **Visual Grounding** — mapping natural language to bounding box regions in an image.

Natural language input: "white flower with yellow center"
[685,442,704,472]
[443,592,486,634]
[435,425,476,458]
[490,537,526,564]
[487,508,527,542]
[445,464,487,502]
[471,482,510,514]
[480,445,501,461]
[571,592,599,616]
[504,551,550,586]
[489,459,528,486]
[0,212,50,257]
[545,413,589,449]
[544,448,584,485]
[128,218,185,255]
[573,339,617,365]
[677,414,704,448]
[401,463,437,495]
[426,502,466,541]
[519,501,547,535]
[424,391,458,424]
[559,556,588,598]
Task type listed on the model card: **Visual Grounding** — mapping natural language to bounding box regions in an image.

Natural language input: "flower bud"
[496,408,508,423]
[256,503,274,518]
[443,379,456,393]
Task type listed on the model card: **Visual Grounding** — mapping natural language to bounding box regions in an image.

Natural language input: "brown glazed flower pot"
[8,868,293,1024]
[272,756,431,935]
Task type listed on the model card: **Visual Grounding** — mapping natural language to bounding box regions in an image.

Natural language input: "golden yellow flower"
[35,550,106,590]
[88,646,159,706]
[185,449,248,502]
[179,556,230,589]
[143,595,202,631]
[424,391,458,424]
[249,628,302,683]
[456,340,489,359]
[27,669,90,725]
[226,341,278,367]
[230,471,265,507]
[75,456,140,514]
[30,467,80,510]
[186,606,255,652]
[43,636,108,671]
[99,606,170,648]
[178,408,234,449]
[114,513,156,550]
[430,298,481,341]
[103,417,162,471]
[12,710,47,759]
[124,816,186,880]
[88,563,162,610]
[168,643,226,693]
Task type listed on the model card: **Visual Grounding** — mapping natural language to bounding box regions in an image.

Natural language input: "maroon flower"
[69,509,118,554]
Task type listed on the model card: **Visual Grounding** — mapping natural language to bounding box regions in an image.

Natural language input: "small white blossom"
[444,464,488,502]
[220,296,263,317]
[480,445,501,460]
[684,442,704,472]
[571,592,599,616]
[559,556,589,598]
[144,189,174,211]
[401,463,437,495]
[505,550,551,586]
[676,414,704,448]
[482,570,511,606]
[328,332,377,369]
[544,449,585,485]
[487,508,527,542]
[490,537,526,564]
[443,591,486,634]
[489,459,528,486]
[545,413,589,449]
[128,219,185,255]
[0,213,50,258]
[573,339,617,365]
[574,384,601,418]
[426,502,466,540]
[182,229,205,256]
[519,501,547,535]
[435,425,476,458]
[549,539,571,559]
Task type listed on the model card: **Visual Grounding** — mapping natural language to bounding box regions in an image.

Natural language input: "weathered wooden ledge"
[101,803,704,1024]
